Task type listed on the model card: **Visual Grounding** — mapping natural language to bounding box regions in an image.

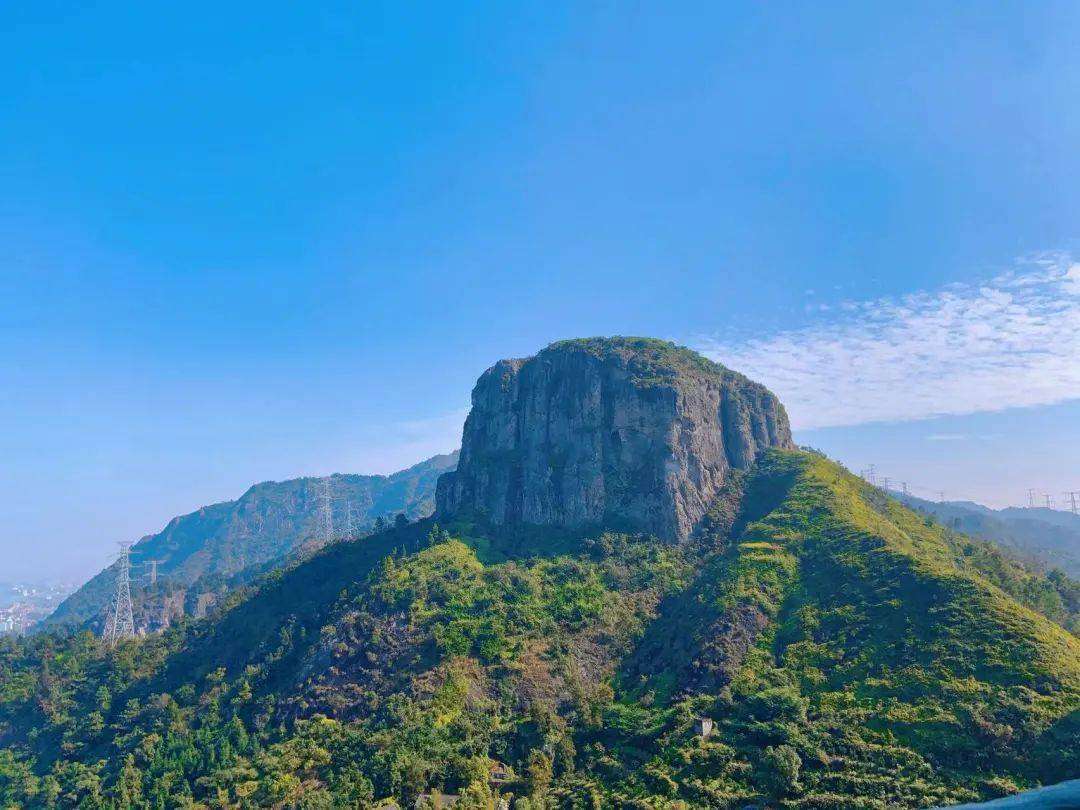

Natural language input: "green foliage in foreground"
[1,452,1079,809]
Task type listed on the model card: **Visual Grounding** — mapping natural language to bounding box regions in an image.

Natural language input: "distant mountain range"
[41,451,458,631]
[897,494,1080,578]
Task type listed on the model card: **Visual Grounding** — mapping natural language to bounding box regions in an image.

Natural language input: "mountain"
[437,336,793,540]
[40,451,458,633]
[1001,506,1080,532]
[898,494,1080,580]
[1,338,1078,809]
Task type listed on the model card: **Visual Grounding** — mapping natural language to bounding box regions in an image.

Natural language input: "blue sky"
[2,2,1079,580]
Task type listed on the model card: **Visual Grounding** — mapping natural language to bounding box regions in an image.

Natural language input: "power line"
[855,466,1071,513]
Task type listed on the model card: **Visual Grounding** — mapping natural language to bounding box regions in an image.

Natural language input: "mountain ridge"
[41,451,459,632]
[898,492,1080,583]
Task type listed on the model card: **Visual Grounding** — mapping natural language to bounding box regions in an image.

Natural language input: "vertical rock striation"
[436,337,793,540]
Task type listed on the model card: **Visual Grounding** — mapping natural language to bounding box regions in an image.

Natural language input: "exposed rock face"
[436,337,793,540]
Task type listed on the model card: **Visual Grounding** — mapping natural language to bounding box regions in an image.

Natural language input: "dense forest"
[1,452,1079,808]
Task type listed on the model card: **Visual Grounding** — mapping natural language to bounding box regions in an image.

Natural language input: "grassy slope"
[605,452,1080,807]
[749,453,1080,800]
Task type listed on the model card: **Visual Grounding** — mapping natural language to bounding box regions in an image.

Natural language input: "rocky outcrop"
[436,337,792,540]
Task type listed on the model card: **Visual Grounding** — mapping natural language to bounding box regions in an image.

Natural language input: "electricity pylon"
[105,542,135,644]
[317,477,334,545]
[342,499,358,540]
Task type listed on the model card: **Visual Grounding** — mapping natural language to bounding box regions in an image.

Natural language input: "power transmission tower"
[1044,494,1055,509]
[1064,491,1079,515]
[1027,489,1036,508]
[866,465,877,487]
[901,482,909,497]
[316,477,334,545]
[881,477,891,493]
[146,559,163,586]
[105,542,135,644]
[938,490,946,503]
[342,499,358,540]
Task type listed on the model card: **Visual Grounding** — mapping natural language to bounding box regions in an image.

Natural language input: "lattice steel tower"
[317,477,334,545]
[105,541,135,644]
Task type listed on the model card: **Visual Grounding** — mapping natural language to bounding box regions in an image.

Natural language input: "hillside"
[2,452,1079,808]
[1,339,1078,809]
[899,494,1080,581]
[41,452,458,633]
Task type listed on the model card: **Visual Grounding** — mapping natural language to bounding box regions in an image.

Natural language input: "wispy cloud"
[697,253,1080,430]
[925,433,999,442]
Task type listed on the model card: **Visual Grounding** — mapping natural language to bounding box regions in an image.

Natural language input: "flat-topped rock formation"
[436,337,793,540]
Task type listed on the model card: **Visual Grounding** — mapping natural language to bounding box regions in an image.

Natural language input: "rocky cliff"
[436,337,792,540]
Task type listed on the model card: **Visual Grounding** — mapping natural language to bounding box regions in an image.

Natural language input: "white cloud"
[925,433,998,442]
[696,254,1080,430]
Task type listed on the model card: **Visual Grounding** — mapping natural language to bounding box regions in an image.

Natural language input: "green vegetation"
[539,336,780,396]
[2,451,1078,808]
[545,336,726,380]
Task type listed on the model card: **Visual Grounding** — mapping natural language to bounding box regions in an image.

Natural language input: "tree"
[456,779,495,810]
[553,735,575,776]
[399,759,428,809]
[114,754,146,808]
[0,750,39,806]
[421,522,438,548]
[526,751,553,803]
[759,744,801,798]
[331,765,374,806]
